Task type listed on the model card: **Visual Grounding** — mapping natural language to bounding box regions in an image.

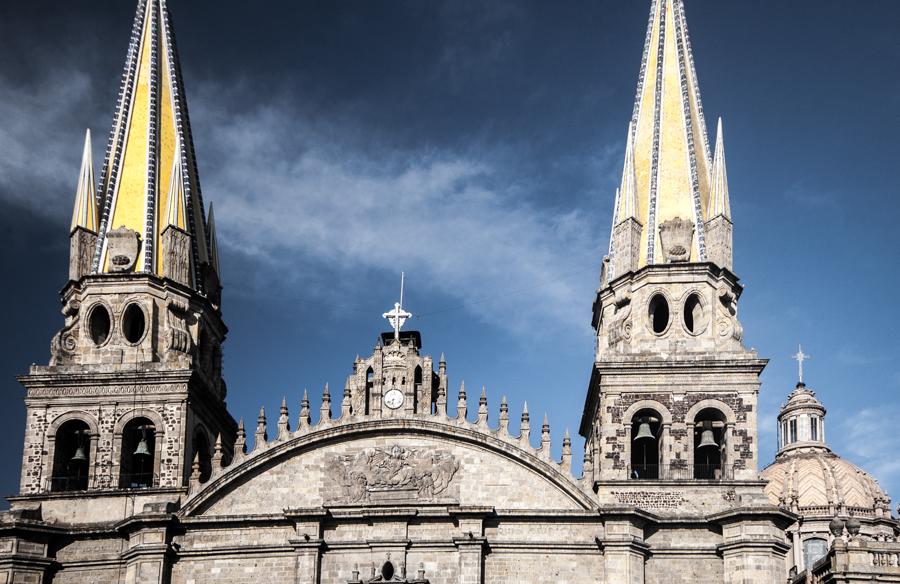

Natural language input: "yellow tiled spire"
[709,117,731,220]
[617,122,638,224]
[70,129,98,235]
[612,0,715,268]
[92,0,210,289]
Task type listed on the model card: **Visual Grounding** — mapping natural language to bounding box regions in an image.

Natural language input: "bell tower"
[16,0,235,503]
[581,0,764,486]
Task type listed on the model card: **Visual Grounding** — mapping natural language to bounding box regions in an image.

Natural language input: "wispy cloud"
[839,406,900,498]
[196,87,601,336]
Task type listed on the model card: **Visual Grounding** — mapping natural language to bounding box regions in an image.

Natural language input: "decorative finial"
[792,344,811,384]
[382,272,412,340]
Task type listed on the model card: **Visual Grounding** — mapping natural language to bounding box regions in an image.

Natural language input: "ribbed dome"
[762,449,891,518]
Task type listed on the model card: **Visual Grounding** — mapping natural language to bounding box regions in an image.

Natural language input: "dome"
[761,449,892,518]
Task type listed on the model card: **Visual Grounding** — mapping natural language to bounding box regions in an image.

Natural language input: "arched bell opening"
[630,409,662,479]
[192,429,213,483]
[693,408,726,479]
[51,420,91,492]
[365,367,374,415]
[413,365,423,412]
[119,417,157,489]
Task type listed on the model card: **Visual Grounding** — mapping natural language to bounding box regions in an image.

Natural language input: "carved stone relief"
[658,217,694,263]
[327,445,459,504]
[106,226,141,272]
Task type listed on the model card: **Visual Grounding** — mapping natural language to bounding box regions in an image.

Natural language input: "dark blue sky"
[1,1,898,505]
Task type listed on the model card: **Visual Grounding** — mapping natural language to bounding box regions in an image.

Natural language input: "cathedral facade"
[1,1,898,583]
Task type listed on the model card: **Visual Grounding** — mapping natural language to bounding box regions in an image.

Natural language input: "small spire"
[299,389,311,430]
[70,129,98,235]
[617,122,638,223]
[277,397,290,440]
[709,117,731,220]
[499,395,509,433]
[520,402,531,445]
[235,418,246,455]
[477,386,489,426]
[457,381,468,421]
[541,413,551,452]
[341,377,352,418]
[255,407,268,449]
[320,383,332,422]
[164,146,188,230]
[562,429,572,471]
[207,202,221,275]
[582,443,594,482]
[190,451,201,482]
[212,433,223,467]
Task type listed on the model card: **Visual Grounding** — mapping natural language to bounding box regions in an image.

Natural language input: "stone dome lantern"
[761,372,897,574]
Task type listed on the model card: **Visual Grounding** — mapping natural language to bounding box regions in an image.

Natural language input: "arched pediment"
[180,419,595,516]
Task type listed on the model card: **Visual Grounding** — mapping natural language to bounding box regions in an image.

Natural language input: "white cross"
[382,272,411,340]
[792,344,810,383]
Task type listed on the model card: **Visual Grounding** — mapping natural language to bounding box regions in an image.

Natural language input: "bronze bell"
[70,444,87,462]
[698,428,718,449]
[133,436,151,457]
[634,421,655,441]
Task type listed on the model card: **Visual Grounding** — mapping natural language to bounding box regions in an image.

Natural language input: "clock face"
[384,388,404,410]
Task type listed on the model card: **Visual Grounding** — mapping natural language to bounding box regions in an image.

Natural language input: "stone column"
[454,538,485,584]
[287,512,326,584]
[660,422,671,467]
[0,534,53,584]
[121,527,173,584]
[792,528,803,572]
[719,516,791,584]
[602,519,647,584]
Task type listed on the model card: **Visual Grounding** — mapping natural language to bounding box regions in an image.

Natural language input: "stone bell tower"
[579,0,786,580]
[16,0,235,506]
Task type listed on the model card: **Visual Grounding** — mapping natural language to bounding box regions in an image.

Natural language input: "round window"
[381,562,395,580]
[88,304,111,346]
[122,304,146,344]
[648,294,670,334]
[683,293,706,334]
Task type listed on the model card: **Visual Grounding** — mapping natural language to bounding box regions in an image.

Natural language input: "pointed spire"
[320,383,332,423]
[582,442,594,482]
[190,451,201,484]
[163,145,188,231]
[520,402,531,446]
[541,413,551,453]
[254,406,267,450]
[341,377,352,418]
[457,381,468,422]
[477,386,488,426]
[207,202,220,276]
[212,433,223,467]
[71,129,98,235]
[93,0,210,284]
[499,396,509,434]
[606,0,716,267]
[277,397,290,440]
[562,430,572,472]
[299,389,311,430]
[234,418,246,455]
[617,123,638,223]
[709,117,731,220]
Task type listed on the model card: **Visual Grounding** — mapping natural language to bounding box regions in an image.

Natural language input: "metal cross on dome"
[383,272,412,340]
[792,344,811,383]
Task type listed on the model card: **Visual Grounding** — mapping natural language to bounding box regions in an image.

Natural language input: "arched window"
[51,420,91,492]
[192,430,212,483]
[630,409,662,479]
[693,408,726,479]
[119,417,156,489]
[803,537,828,570]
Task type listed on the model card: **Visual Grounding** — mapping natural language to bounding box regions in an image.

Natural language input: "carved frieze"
[327,445,459,504]
[26,383,188,398]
